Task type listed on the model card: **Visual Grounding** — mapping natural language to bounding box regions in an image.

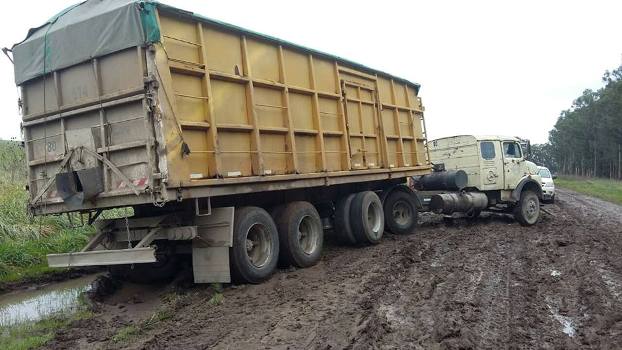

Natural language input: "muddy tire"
[513,190,540,226]
[230,206,279,284]
[383,190,418,235]
[350,191,384,245]
[334,193,357,245]
[465,209,481,220]
[274,201,323,268]
[110,250,178,284]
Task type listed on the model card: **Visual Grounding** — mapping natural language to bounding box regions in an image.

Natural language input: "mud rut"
[46,189,622,349]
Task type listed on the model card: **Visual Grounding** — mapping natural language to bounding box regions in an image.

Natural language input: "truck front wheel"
[513,190,540,226]
[230,207,279,284]
[383,190,418,235]
[274,201,323,268]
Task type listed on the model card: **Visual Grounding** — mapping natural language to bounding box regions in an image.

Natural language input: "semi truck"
[11,0,431,284]
[10,1,542,285]
[414,135,543,226]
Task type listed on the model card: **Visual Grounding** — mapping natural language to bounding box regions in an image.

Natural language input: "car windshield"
[538,168,552,178]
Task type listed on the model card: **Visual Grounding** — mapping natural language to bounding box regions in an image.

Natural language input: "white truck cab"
[422,135,543,225]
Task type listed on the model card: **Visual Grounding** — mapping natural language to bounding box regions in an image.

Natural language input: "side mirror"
[552,175,558,180]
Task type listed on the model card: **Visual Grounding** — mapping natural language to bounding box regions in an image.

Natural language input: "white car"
[537,166,556,203]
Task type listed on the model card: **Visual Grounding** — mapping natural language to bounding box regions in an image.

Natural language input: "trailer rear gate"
[14,1,430,216]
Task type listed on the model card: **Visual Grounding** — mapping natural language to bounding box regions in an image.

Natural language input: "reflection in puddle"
[0,274,100,327]
[547,304,576,337]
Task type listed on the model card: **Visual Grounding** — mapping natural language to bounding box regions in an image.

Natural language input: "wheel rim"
[524,197,538,222]
[297,215,319,255]
[392,200,412,226]
[367,201,383,239]
[245,223,272,268]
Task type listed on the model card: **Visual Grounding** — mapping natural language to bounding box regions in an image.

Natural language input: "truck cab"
[424,135,543,225]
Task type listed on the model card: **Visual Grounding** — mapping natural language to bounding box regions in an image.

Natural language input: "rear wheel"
[110,245,178,284]
[334,194,357,245]
[351,191,384,245]
[274,202,323,268]
[383,189,418,235]
[230,206,279,284]
[513,190,540,226]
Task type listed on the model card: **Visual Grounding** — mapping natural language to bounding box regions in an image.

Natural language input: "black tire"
[350,191,384,245]
[465,209,481,220]
[334,194,357,245]
[110,248,178,284]
[274,201,323,268]
[513,190,540,226]
[383,189,418,235]
[230,206,279,284]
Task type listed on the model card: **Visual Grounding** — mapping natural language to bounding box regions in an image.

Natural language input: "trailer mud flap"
[47,247,156,267]
[192,207,234,283]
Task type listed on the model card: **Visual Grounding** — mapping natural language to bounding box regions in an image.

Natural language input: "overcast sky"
[0,0,620,144]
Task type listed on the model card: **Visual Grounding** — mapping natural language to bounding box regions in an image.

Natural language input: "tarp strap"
[139,2,161,43]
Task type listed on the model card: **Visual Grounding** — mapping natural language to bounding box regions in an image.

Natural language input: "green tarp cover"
[13,0,419,91]
[12,0,159,85]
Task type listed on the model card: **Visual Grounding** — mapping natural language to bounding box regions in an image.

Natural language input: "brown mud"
[43,189,622,349]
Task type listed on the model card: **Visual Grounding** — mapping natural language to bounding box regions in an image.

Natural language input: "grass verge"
[556,176,622,205]
[0,183,95,284]
[0,310,93,350]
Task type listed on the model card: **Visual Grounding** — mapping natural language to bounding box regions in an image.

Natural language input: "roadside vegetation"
[0,140,95,284]
[530,65,622,179]
[0,310,93,350]
[556,176,622,205]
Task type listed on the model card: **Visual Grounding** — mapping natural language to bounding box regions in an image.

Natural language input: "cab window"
[503,142,522,158]
[480,141,496,160]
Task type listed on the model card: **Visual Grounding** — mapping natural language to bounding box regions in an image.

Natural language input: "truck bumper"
[542,188,555,200]
[47,247,156,267]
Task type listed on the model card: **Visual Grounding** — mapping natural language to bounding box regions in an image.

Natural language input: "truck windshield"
[538,168,552,178]
[503,142,522,158]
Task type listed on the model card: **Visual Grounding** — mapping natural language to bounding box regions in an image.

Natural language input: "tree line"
[532,66,622,179]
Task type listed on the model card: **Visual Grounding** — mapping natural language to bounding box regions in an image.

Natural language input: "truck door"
[502,141,525,189]
[341,81,383,169]
[479,140,503,190]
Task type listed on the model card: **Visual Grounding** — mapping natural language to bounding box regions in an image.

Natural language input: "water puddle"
[547,304,576,337]
[0,274,100,327]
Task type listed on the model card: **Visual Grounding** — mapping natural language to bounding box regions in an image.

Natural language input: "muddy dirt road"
[47,188,622,349]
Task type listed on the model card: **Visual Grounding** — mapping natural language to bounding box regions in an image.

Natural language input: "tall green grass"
[0,139,99,283]
[556,176,622,205]
[0,183,94,282]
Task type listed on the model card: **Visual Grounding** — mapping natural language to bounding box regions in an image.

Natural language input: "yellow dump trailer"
[13,0,431,284]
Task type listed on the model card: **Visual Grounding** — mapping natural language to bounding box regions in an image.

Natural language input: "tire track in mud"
[346,234,434,349]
